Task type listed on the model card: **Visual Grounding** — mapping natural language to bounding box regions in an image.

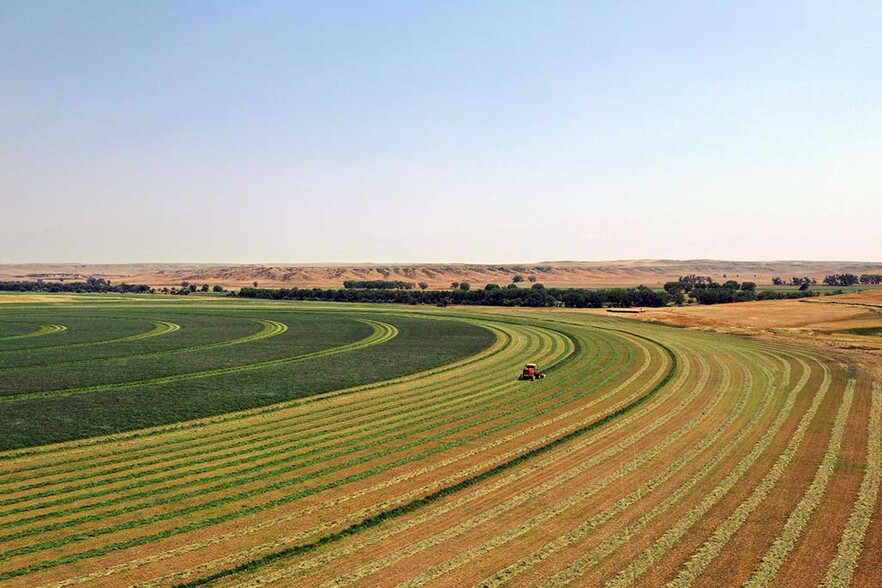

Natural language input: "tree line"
[1,276,853,307]
[238,283,672,308]
[0,279,234,296]
[771,276,817,288]
[0,279,153,294]
[769,273,882,287]
[822,273,882,286]
[663,275,817,305]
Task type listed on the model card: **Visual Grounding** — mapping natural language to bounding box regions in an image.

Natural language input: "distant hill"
[2,260,881,290]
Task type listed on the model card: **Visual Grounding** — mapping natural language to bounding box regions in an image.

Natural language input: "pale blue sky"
[2,1,880,263]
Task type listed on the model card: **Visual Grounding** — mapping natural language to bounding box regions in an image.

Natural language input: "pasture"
[0,295,878,587]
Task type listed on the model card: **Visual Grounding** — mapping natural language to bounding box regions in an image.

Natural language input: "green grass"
[839,326,882,336]
[0,305,494,450]
[0,313,148,352]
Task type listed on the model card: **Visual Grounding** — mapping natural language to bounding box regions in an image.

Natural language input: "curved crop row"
[0,318,284,371]
[0,316,513,474]
[603,350,833,588]
[0,325,569,530]
[0,311,495,450]
[539,347,810,587]
[0,320,560,486]
[0,323,67,342]
[476,346,779,588]
[33,323,587,587]
[282,335,788,588]
[0,319,176,354]
[0,316,648,584]
[744,378,855,587]
[0,316,584,580]
[320,351,725,588]
[0,302,876,588]
[822,381,882,586]
[0,319,392,403]
[150,336,667,587]
[150,324,663,584]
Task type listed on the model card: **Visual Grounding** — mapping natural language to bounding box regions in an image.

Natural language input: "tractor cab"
[518,363,545,381]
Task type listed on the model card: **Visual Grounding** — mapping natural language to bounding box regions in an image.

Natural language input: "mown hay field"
[0,296,878,587]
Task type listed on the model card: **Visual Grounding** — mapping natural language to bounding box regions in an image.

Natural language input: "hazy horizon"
[4,258,882,267]
[2,2,880,264]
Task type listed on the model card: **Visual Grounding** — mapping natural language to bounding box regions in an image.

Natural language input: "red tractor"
[518,363,546,381]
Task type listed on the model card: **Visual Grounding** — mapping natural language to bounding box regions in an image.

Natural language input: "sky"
[1,1,880,263]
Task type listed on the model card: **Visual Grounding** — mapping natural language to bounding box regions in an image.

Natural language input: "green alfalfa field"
[0,293,879,587]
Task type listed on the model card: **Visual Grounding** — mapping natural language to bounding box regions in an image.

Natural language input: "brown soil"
[852,457,882,587]
[773,376,871,586]
[687,366,850,586]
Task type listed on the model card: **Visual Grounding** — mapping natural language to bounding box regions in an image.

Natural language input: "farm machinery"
[518,363,546,381]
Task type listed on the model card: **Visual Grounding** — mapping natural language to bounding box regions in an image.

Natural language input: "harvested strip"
[744,378,856,587]
[477,347,774,587]
[0,326,567,527]
[113,320,181,342]
[608,353,830,588]
[0,324,585,577]
[532,352,793,588]
[0,324,67,341]
[0,318,284,371]
[0,320,536,508]
[171,331,674,587]
[540,350,813,587]
[0,320,177,353]
[821,381,881,587]
[47,330,608,587]
[0,319,516,479]
[112,335,632,587]
[0,324,560,510]
[0,325,528,503]
[383,352,736,588]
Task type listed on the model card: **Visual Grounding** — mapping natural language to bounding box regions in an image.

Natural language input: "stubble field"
[0,295,878,587]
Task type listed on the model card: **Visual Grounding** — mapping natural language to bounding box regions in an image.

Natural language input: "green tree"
[418,282,428,290]
[663,281,686,305]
